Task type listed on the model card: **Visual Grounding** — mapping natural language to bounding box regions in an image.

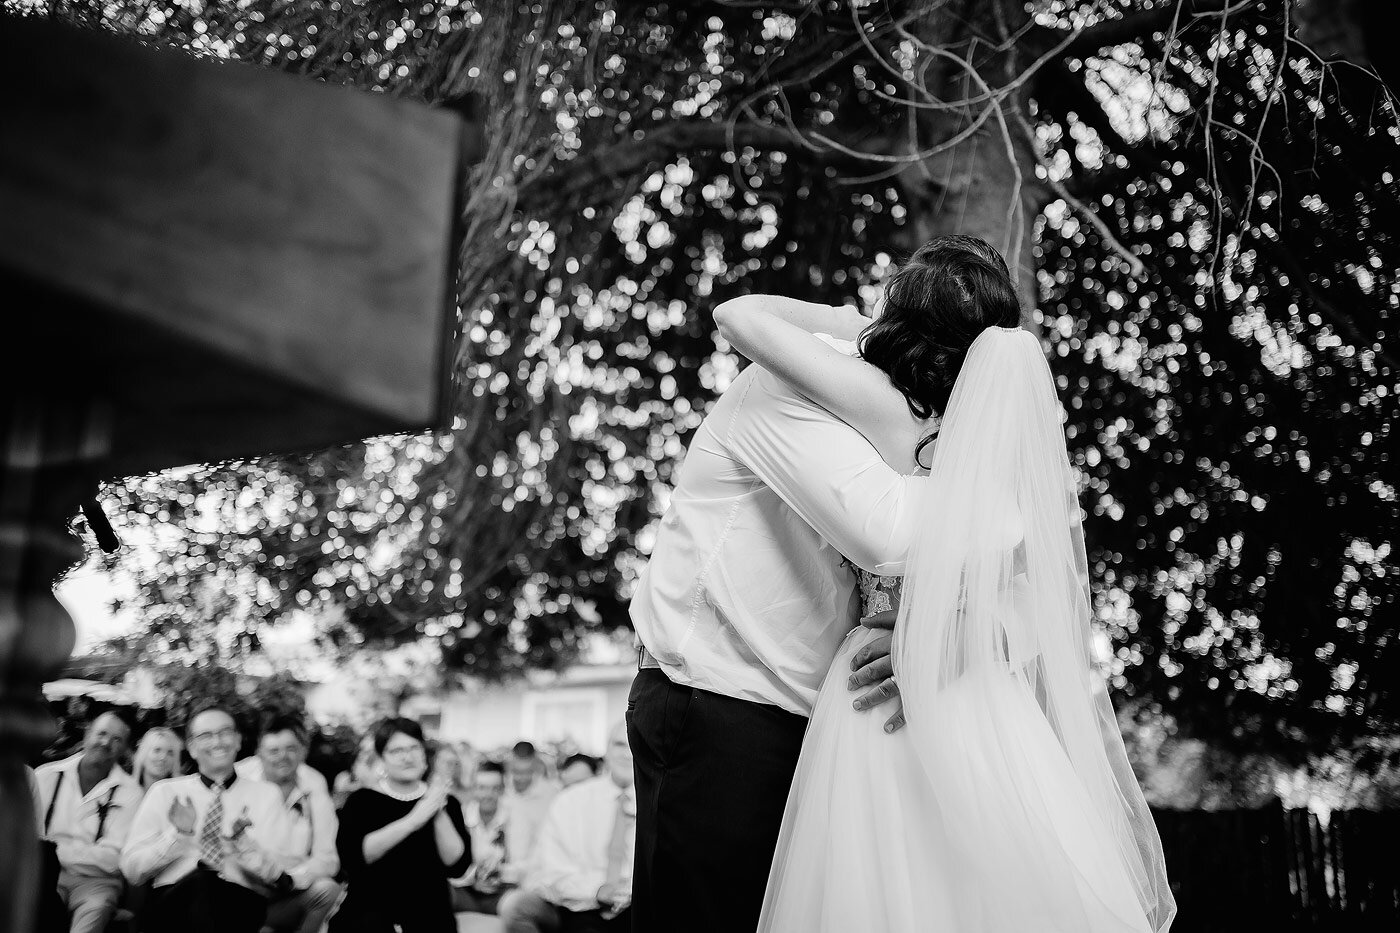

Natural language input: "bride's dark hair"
[858,234,1022,465]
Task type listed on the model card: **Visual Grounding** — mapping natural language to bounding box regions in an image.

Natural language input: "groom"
[626,296,916,933]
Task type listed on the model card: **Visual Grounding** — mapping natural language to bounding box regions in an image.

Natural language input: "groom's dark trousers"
[627,662,808,933]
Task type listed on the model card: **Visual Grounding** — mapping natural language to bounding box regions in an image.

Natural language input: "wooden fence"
[1153,801,1400,931]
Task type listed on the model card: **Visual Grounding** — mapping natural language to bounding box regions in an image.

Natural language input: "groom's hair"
[858,234,1021,464]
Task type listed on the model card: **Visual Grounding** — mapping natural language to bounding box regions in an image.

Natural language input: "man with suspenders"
[31,710,144,933]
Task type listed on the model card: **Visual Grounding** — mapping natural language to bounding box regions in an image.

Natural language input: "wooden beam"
[0,17,468,474]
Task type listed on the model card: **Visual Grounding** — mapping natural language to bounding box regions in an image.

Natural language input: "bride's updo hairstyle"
[858,234,1021,463]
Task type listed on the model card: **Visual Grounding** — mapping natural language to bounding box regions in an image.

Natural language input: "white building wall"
[437,665,634,757]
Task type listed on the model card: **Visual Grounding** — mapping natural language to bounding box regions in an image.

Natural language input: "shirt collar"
[285,785,311,811]
[66,753,133,795]
[198,771,238,791]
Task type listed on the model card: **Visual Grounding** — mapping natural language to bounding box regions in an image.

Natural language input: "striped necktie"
[199,786,225,869]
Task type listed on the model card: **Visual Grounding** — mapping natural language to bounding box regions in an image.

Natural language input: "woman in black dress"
[332,718,471,933]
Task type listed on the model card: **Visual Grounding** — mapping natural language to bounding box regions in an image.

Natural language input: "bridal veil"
[893,326,1176,932]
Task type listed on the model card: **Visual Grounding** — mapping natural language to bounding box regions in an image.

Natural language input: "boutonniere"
[228,808,254,840]
[291,798,306,817]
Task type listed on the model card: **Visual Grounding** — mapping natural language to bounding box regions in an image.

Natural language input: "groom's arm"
[722,368,921,574]
[724,369,918,732]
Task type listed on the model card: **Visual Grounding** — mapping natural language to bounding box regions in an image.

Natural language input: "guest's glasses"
[382,743,426,759]
[190,727,238,746]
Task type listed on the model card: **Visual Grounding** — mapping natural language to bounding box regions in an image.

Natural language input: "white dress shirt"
[505,778,560,869]
[32,754,143,878]
[267,777,340,890]
[455,798,509,889]
[631,363,919,714]
[121,772,292,892]
[531,775,635,913]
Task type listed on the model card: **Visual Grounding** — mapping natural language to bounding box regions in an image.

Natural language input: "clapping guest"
[331,718,471,933]
[132,727,184,791]
[253,716,343,933]
[498,723,635,933]
[31,711,143,933]
[450,761,512,915]
[121,706,292,933]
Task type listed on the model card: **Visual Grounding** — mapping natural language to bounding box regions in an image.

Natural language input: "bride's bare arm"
[714,299,927,473]
[713,294,869,341]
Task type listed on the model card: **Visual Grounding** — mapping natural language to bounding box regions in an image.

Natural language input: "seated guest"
[455,742,479,784]
[331,718,471,933]
[557,755,597,789]
[133,727,184,791]
[430,741,470,806]
[32,710,143,933]
[451,761,512,915]
[498,723,635,933]
[331,735,379,811]
[121,705,292,933]
[503,741,560,871]
[253,715,343,933]
[237,723,330,798]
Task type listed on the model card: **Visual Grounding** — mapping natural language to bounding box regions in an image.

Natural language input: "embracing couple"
[625,236,1176,933]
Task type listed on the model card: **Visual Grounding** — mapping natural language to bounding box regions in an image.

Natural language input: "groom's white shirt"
[631,363,918,716]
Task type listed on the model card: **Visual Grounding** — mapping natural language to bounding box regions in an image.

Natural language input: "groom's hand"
[848,609,904,733]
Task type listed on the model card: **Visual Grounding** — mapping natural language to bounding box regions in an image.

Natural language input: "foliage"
[1039,17,1400,757]
[14,0,1397,761]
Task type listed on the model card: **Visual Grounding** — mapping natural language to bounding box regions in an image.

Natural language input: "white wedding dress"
[757,328,1175,933]
[758,570,963,931]
[758,571,1157,933]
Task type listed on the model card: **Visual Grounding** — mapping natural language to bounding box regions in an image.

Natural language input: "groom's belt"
[637,645,663,670]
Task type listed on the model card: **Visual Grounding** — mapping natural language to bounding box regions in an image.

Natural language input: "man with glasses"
[121,705,293,933]
[31,710,143,933]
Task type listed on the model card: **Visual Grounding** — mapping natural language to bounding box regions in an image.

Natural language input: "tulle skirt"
[757,626,1157,933]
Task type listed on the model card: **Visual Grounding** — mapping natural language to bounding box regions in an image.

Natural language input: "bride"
[715,236,1175,933]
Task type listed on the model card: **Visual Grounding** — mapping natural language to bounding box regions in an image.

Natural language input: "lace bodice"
[856,568,903,618]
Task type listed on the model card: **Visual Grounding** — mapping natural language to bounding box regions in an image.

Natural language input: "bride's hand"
[849,610,904,733]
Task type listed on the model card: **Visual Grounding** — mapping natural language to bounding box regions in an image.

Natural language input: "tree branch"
[516,120,873,210]
[1051,0,1241,59]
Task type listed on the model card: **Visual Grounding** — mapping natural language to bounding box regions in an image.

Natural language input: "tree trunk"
[893,0,1047,320]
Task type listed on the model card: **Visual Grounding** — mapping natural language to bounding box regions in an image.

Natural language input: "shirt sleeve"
[120,783,195,885]
[723,368,921,574]
[531,794,605,911]
[29,767,46,829]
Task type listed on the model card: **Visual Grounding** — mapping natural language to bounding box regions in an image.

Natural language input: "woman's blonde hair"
[132,726,183,787]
